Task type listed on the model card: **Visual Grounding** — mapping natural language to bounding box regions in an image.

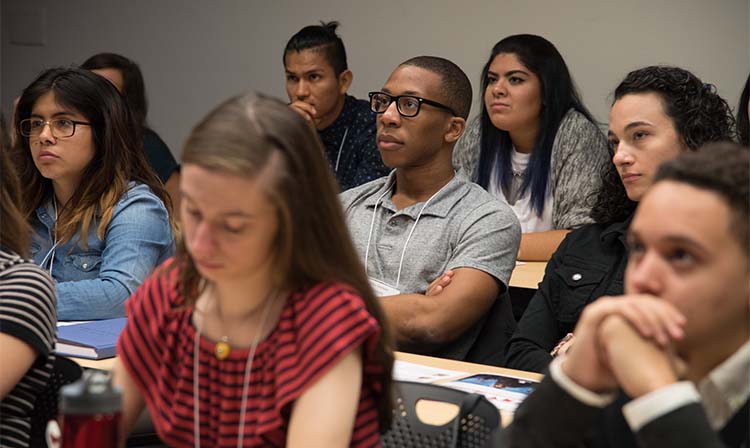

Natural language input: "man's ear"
[444,117,467,144]
[338,69,353,95]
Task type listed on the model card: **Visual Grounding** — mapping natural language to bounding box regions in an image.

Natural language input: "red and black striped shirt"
[118,265,385,447]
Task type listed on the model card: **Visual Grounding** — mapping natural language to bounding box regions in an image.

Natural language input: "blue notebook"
[55,318,127,359]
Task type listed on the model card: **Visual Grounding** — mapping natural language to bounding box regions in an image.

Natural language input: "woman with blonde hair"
[11,67,175,320]
[115,92,394,447]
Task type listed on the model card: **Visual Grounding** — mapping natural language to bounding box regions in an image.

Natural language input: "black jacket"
[499,375,750,448]
[504,218,631,372]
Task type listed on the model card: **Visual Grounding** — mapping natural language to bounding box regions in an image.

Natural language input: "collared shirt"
[623,343,750,431]
[340,170,521,359]
[550,343,750,433]
[318,95,389,192]
[31,182,175,320]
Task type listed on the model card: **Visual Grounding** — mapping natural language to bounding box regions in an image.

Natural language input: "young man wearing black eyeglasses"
[283,21,388,191]
[340,56,521,362]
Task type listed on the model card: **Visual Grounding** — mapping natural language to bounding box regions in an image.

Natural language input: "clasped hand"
[561,295,688,398]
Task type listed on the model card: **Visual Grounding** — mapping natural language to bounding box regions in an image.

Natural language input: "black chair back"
[29,356,83,447]
[381,381,500,448]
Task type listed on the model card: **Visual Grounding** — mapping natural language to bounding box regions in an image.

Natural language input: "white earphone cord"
[39,199,59,277]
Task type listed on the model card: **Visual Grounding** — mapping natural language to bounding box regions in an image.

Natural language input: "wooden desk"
[395,352,542,382]
[395,352,541,426]
[74,352,543,381]
[72,356,116,371]
[508,261,546,289]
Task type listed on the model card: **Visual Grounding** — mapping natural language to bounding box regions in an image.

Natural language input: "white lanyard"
[193,295,274,448]
[334,127,349,173]
[364,176,453,289]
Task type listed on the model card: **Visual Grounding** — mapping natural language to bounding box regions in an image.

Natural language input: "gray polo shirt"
[340,170,521,359]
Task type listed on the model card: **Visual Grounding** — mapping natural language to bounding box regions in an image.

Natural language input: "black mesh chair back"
[381,380,500,448]
[29,356,83,447]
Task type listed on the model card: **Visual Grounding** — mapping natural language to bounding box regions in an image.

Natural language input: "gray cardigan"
[453,109,609,229]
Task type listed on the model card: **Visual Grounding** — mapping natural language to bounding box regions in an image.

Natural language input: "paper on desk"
[393,360,468,383]
[57,321,87,327]
[444,373,538,412]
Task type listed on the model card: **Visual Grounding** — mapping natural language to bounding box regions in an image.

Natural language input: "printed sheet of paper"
[444,373,538,412]
[393,360,468,383]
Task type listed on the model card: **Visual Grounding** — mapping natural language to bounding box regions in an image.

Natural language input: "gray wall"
[2,0,749,157]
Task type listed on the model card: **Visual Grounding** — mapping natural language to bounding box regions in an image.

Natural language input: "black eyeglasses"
[18,118,91,138]
[368,91,457,118]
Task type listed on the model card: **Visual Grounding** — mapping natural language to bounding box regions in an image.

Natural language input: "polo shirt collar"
[362,169,465,219]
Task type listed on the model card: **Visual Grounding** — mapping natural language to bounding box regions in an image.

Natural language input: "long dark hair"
[737,73,749,146]
[81,53,148,129]
[590,66,736,224]
[11,67,174,246]
[477,34,595,216]
[176,92,393,429]
[1,115,30,257]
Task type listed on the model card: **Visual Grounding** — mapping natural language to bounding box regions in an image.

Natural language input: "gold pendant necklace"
[194,296,275,447]
[214,336,231,360]
[204,287,278,361]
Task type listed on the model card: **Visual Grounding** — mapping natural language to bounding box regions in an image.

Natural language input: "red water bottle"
[59,370,122,447]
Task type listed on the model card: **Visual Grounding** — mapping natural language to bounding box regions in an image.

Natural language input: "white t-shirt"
[488,149,554,233]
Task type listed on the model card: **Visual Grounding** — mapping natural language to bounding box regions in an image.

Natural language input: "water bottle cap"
[60,370,122,415]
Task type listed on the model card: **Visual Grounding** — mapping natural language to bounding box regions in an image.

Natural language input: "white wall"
[2,0,748,157]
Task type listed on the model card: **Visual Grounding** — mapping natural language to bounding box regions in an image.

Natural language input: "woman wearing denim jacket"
[11,67,176,320]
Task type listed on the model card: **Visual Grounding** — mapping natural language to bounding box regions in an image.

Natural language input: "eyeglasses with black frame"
[368,91,457,118]
[18,118,91,138]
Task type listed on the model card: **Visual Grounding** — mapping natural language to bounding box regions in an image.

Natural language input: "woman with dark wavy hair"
[454,34,609,261]
[504,65,735,373]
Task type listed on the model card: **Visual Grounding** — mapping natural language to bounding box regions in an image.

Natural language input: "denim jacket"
[31,183,175,320]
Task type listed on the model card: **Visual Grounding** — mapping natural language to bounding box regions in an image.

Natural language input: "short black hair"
[81,52,148,128]
[283,21,348,75]
[654,142,749,251]
[399,56,472,119]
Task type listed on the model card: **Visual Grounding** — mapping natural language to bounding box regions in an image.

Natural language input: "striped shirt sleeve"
[274,283,381,404]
